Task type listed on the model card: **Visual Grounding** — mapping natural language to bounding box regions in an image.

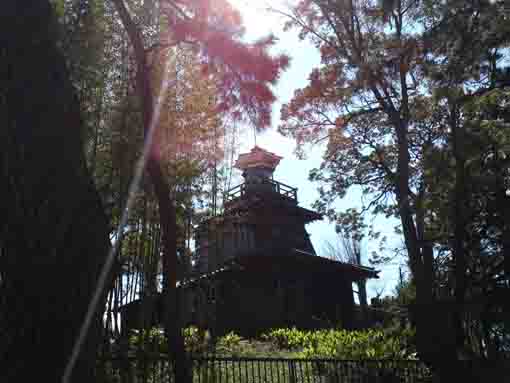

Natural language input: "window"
[207,284,216,304]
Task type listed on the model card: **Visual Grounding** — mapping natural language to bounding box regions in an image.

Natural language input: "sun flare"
[227,0,281,39]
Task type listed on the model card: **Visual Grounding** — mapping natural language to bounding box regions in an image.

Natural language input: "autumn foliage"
[278,0,510,377]
[162,0,289,129]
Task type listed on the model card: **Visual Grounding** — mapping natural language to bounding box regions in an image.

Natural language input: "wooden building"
[118,147,378,337]
[184,147,378,336]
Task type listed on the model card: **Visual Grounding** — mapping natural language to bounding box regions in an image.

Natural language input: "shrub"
[261,327,309,350]
[127,326,211,354]
[183,326,209,354]
[217,331,243,355]
[128,327,167,354]
[261,327,417,359]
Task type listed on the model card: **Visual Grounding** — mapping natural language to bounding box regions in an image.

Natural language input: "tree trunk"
[451,101,468,354]
[392,118,462,379]
[147,159,191,382]
[0,1,110,381]
[110,0,190,380]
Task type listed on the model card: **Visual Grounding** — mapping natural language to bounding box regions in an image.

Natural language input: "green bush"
[261,327,310,350]
[262,327,417,359]
[126,327,168,356]
[183,326,209,353]
[128,326,417,360]
[127,326,211,354]
[216,331,243,355]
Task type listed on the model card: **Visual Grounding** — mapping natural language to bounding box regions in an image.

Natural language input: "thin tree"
[110,0,288,380]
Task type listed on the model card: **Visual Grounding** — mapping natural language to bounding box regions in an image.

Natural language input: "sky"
[226,0,406,298]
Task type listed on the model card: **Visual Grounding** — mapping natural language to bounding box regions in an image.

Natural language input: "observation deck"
[225,178,298,203]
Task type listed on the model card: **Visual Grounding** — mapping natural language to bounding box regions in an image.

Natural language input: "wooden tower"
[118,147,378,336]
[195,146,322,273]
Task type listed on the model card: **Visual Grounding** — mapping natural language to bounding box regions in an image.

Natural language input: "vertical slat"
[196,359,200,383]
[297,359,304,383]
[215,358,218,383]
[166,357,169,383]
[158,356,161,383]
[232,359,234,383]
[152,357,155,383]
[166,358,169,383]
[205,358,209,382]
[210,358,214,383]
[313,360,320,383]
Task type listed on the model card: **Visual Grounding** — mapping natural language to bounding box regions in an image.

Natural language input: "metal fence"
[97,356,433,383]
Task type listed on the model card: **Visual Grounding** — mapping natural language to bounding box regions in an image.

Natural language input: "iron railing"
[96,356,433,383]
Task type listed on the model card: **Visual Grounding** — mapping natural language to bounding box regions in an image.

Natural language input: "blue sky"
[225,1,406,298]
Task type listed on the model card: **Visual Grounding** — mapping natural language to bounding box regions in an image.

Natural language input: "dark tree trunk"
[0,1,110,381]
[110,1,190,381]
[392,117,461,379]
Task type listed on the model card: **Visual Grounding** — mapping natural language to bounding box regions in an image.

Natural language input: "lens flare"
[62,51,175,383]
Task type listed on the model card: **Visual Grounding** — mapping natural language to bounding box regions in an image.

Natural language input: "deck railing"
[96,355,433,383]
[225,179,298,203]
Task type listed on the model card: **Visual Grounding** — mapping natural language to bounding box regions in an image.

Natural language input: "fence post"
[289,360,297,383]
